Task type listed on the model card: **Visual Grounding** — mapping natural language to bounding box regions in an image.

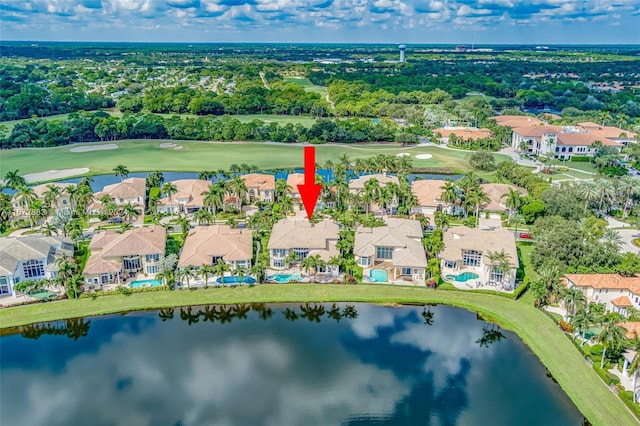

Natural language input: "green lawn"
[283,76,329,97]
[567,162,597,173]
[0,284,636,426]
[0,140,512,177]
[0,113,75,132]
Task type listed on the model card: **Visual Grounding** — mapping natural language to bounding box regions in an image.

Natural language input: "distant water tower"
[399,44,406,63]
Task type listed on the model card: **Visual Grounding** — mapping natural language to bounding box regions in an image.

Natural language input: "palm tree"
[434,211,449,230]
[199,170,214,181]
[41,222,58,237]
[595,179,616,215]
[284,251,298,268]
[3,170,26,190]
[202,183,225,221]
[569,307,591,343]
[618,175,640,219]
[213,258,231,285]
[578,181,599,216]
[487,249,512,288]
[228,176,248,211]
[113,164,129,182]
[15,185,36,209]
[29,200,48,228]
[176,265,198,289]
[194,209,214,225]
[121,203,139,223]
[603,229,623,255]
[299,255,316,279]
[43,184,62,209]
[598,312,625,369]
[501,188,522,221]
[199,264,215,286]
[363,178,381,215]
[467,187,490,225]
[146,171,164,188]
[250,263,265,283]
[627,337,640,403]
[440,179,457,214]
[563,287,587,319]
[510,213,525,235]
[161,182,178,216]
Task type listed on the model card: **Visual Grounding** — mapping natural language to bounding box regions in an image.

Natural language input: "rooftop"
[95,177,146,201]
[178,225,253,268]
[440,226,519,267]
[565,274,640,294]
[157,179,210,207]
[0,235,73,275]
[354,218,426,268]
[268,218,339,250]
[88,225,166,258]
[349,173,399,191]
[242,173,275,191]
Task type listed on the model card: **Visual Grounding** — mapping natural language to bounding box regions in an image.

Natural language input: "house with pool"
[177,225,254,285]
[156,179,211,215]
[83,225,166,288]
[354,218,426,285]
[564,274,640,317]
[0,235,73,299]
[267,218,340,281]
[440,226,519,291]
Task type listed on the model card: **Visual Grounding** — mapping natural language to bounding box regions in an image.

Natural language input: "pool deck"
[363,266,424,286]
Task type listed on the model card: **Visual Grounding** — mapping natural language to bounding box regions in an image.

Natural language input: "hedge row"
[619,391,640,419]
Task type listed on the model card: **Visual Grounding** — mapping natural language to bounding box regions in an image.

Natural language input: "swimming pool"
[266,273,302,283]
[129,279,163,289]
[216,276,257,285]
[445,272,479,283]
[369,269,388,283]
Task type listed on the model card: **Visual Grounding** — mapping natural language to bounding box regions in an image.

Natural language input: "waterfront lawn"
[0,140,511,176]
[0,284,637,426]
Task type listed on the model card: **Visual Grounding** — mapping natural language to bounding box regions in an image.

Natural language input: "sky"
[1,0,639,44]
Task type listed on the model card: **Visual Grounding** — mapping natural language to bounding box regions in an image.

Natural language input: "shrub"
[591,344,604,356]
[513,277,529,300]
[619,390,640,419]
[570,156,590,162]
[79,285,168,299]
[558,320,573,333]
[593,363,620,385]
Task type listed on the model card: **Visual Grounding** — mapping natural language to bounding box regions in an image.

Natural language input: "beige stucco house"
[156,179,211,214]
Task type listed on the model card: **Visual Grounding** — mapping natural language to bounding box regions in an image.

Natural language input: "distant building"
[399,44,406,63]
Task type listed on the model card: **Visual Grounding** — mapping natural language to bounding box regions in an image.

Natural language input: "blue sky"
[1,0,639,44]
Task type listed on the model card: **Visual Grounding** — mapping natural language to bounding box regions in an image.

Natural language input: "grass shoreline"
[0,284,637,426]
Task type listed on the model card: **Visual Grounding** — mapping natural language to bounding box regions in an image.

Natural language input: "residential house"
[440,226,519,290]
[354,218,426,283]
[0,235,73,298]
[286,173,305,200]
[90,177,146,214]
[411,179,448,215]
[178,225,254,275]
[83,225,165,286]
[156,179,210,214]
[267,218,340,275]
[479,183,528,218]
[242,174,275,203]
[491,115,544,129]
[564,274,640,317]
[348,172,400,212]
[11,182,73,220]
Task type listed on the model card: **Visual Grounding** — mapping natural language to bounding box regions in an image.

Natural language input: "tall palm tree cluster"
[577,177,640,219]
[439,173,490,223]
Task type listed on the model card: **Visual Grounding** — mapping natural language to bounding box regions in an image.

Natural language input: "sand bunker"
[173,146,184,150]
[396,152,411,157]
[415,154,433,160]
[22,168,90,183]
[159,142,177,148]
[70,144,118,153]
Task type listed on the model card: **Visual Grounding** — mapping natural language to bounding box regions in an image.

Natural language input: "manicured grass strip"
[0,284,636,426]
[0,140,511,176]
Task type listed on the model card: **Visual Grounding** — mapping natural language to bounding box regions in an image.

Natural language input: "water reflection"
[0,304,583,426]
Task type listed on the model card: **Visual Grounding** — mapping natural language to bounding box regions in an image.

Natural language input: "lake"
[0,304,584,425]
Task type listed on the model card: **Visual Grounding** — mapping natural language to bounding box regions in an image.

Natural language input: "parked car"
[519,232,532,239]
[107,217,123,224]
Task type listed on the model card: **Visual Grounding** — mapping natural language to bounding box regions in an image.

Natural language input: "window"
[122,256,141,270]
[146,265,159,274]
[360,257,369,266]
[62,199,68,205]
[462,250,482,267]
[401,267,412,275]
[292,248,309,261]
[101,274,109,284]
[376,247,393,260]
[444,260,457,269]
[0,276,10,295]
[272,259,286,268]
[212,256,223,264]
[568,147,573,153]
[490,266,503,283]
[146,254,160,263]
[23,259,45,278]
[272,249,286,258]
[555,147,559,152]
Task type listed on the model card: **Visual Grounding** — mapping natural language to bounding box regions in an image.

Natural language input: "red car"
[519,232,532,239]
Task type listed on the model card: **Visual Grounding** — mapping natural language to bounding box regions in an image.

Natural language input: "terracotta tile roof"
[241,174,275,191]
[411,180,446,207]
[178,225,253,268]
[565,274,640,294]
[440,226,519,267]
[434,127,493,141]
[99,178,146,201]
[354,218,426,268]
[286,173,305,196]
[349,173,399,191]
[268,218,339,250]
[491,115,544,128]
[612,295,633,307]
[480,184,528,212]
[83,254,121,275]
[157,179,210,208]
[89,225,166,258]
[512,125,563,138]
[578,123,638,140]
[621,322,640,339]
[557,132,622,147]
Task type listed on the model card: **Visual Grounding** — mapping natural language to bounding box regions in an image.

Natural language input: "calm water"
[0,304,583,426]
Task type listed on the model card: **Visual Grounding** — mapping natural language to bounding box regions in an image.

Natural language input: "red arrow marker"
[297,146,322,221]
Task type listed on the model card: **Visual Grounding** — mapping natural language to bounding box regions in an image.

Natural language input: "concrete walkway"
[605,216,639,254]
